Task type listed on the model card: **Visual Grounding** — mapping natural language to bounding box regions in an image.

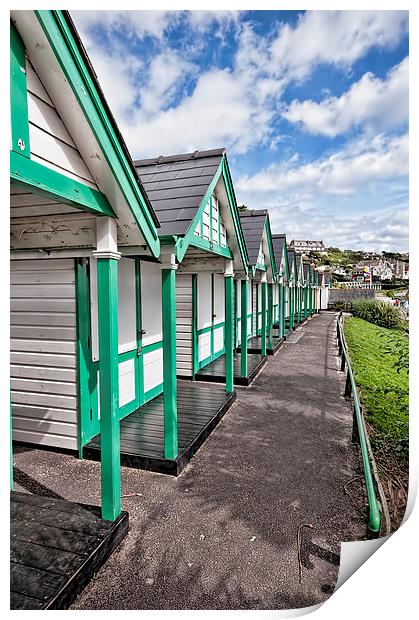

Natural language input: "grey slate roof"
[238,209,268,266]
[134,149,225,237]
[272,234,286,271]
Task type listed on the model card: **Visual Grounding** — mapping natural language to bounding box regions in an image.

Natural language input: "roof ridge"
[134,148,225,167]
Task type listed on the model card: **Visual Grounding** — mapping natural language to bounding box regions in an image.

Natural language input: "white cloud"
[236,133,408,251]
[131,68,273,157]
[237,133,408,196]
[72,10,179,40]
[283,57,409,137]
[270,10,408,81]
[140,52,196,116]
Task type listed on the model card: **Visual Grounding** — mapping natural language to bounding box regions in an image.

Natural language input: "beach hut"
[134,149,265,396]
[238,210,281,356]
[10,10,161,607]
[294,253,305,325]
[271,234,290,340]
[286,249,298,331]
[302,262,310,319]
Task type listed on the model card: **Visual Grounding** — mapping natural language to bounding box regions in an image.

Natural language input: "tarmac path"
[13,312,365,610]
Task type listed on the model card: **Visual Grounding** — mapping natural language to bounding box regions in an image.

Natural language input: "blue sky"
[72,10,409,251]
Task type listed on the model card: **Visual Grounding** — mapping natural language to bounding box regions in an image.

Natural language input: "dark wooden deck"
[10,491,128,610]
[84,381,236,476]
[237,335,283,355]
[195,351,266,386]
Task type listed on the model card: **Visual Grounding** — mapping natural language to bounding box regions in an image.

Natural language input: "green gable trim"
[10,22,30,159]
[176,156,249,271]
[222,158,249,271]
[264,218,277,277]
[11,150,115,217]
[36,11,159,258]
[190,236,233,259]
[176,160,223,262]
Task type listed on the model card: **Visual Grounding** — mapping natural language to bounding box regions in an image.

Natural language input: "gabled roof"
[134,149,224,237]
[239,209,269,266]
[271,234,289,281]
[11,10,161,257]
[303,263,310,282]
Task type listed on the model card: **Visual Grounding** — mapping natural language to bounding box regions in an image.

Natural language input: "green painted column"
[289,286,294,329]
[240,279,248,378]
[304,287,308,319]
[162,267,178,459]
[225,275,234,394]
[299,287,303,322]
[97,257,121,522]
[267,283,273,351]
[261,281,267,356]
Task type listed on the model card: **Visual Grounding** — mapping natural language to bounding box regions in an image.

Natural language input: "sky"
[71,10,409,252]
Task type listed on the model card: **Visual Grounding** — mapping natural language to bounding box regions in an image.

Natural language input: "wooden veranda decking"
[10,491,128,610]
[195,351,266,386]
[84,381,236,476]
[237,335,283,355]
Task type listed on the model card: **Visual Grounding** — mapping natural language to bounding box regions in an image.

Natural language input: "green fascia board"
[10,21,30,159]
[176,156,248,270]
[190,236,233,259]
[35,11,159,258]
[264,217,277,277]
[176,159,224,262]
[255,262,267,272]
[11,150,115,216]
[222,156,249,271]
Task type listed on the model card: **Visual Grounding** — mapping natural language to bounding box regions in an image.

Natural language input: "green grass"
[344,317,408,457]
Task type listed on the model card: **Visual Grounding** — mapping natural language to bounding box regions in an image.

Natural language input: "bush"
[351,300,404,330]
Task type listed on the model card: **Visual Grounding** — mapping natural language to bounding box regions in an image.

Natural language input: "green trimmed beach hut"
[134,149,260,392]
[10,10,162,608]
[271,234,290,340]
[238,210,281,356]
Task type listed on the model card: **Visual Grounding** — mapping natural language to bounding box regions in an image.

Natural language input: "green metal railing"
[337,312,382,535]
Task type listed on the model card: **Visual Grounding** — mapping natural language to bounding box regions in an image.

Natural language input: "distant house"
[390,259,409,280]
[289,239,327,255]
[353,259,394,282]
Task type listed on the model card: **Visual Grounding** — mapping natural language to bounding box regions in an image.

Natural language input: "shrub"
[351,300,404,330]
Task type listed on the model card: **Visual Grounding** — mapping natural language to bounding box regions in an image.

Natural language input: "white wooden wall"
[26,58,97,189]
[11,258,78,450]
[321,287,329,309]
[140,261,163,395]
[176,274,193,377]
[10,184,96,251]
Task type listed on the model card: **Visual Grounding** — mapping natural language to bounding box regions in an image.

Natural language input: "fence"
[336,312,383,536]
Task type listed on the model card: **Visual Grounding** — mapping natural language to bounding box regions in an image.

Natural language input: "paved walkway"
[13,312,365,610]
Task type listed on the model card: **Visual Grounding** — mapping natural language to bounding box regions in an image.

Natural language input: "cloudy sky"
[72,10,409,252]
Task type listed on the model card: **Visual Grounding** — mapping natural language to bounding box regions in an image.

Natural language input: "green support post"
[162,268,178,459]
[97,257,121,522]
[261,281,267,356]
[225,275,234,393]
[304,287,308,319]
[240,279,248,378]
[289,286,294,329]
[267,283,273,351]
[280,284,285,338]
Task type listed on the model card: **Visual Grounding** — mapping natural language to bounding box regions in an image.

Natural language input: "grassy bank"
[344,316,408,529]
